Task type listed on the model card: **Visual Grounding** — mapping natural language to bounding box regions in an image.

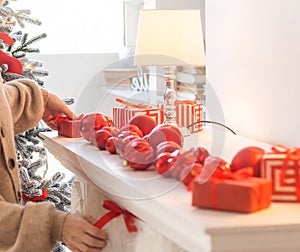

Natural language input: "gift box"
[261,145,300,202]
[175,100,203,133]
[159,100,203,133]
[113,105,164,129]
[56,116,82,138]
[192,176,272,213]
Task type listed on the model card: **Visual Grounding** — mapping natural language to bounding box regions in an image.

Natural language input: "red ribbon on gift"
[22,188,49,202]
[210,167,254,209]
[271,144,300,199]
[94,200,138,233]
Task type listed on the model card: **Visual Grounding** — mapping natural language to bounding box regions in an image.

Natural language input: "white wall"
[31,54,118,113]
[206,0,300,146]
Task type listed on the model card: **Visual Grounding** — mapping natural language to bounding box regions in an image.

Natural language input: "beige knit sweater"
[0,78,67,252]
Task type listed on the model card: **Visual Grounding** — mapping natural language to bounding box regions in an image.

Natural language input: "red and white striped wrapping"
[261,153,300,202]
[175,100,203,133]
[113,106,164,129]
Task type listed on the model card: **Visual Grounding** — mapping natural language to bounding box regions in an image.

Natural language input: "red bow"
[22,188,48,202]
[94,200,137,233]
[271,144,300,199]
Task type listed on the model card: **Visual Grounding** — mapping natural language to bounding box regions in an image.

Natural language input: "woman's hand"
[61,213,108,252]
[42,93,75,130]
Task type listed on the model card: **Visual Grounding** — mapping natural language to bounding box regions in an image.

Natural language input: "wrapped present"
[192,167,272,213]
[175,100,203,133]
[159,100,203,133]
[55,116,82,138]
[261,144,300,202]
[113,99,164,129]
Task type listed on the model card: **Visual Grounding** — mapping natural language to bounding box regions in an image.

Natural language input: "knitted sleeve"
[0,198,67,252]
[3,78,49,134]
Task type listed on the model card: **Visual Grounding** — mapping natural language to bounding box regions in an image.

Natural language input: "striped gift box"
[113,106,164,130]
[261,153,300,202]
[175,100,203,133]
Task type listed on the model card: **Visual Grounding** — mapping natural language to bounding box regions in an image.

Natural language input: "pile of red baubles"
[79,112,266,190]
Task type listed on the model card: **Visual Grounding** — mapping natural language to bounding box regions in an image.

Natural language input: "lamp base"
[163,66,177,125]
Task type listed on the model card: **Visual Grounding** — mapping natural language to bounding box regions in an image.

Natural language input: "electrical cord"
[187,120,237,135]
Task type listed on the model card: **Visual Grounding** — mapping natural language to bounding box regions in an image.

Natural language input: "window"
[10,0,126,54]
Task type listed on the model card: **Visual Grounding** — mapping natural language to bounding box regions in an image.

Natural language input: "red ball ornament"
[201,156,231,183]
[79,113,109,143]
[155,141,182,159]
[128,114,157,136]
[230,146,265,177]
[120,124,143,138]
[148,124,183,150]
[195,146,210,164]
[105,136,117,154]
[123,138,155,170]
[155,152,178,177]
[169,147,198,179]
[94,129,112,150]
[180,163,203,190]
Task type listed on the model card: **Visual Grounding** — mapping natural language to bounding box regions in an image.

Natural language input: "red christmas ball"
[120,124,143,138]
[155,152,178,177]
[155,141,182,158]
[169,147,198,179]
[105,136,117,154]
[231,146,265,177]
[148,124,183,150]
[195,146,210,164]
[94,129,112,150]
[201,156,231,183]
[123,138,155,170]
[128,114,157,136]
[79,113,109,143]
[180,163,203,189]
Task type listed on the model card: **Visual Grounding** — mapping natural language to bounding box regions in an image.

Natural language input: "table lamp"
[134,9,206,125]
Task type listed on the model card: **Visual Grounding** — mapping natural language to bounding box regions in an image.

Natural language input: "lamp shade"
[134,9,206,66]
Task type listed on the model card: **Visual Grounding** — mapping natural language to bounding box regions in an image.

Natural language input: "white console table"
[41,129,300,252]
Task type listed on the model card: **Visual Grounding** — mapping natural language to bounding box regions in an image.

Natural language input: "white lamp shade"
[134,9,206,66]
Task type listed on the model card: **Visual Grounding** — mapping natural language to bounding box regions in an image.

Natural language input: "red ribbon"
[22,188,48,202]
[271,144,300,199]
[94,200,137,233]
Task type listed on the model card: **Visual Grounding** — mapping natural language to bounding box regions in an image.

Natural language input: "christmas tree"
[0,0,73,213]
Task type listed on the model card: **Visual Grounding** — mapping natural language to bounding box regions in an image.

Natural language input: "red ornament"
[79,113,109,143]
[180,163,203,190]
[155,152,178,177]
[115,131,140,155]
[155,141,182,159]
[231,146,265,177]
[200,156,231,183]
[128,114,157,136]
[120,124,143,138]
[105,136,117,154]
[169,148,198,179]
[195,146,210,164]
[94,129,112,150]
[123,139,155,170]
[148,124,183,150]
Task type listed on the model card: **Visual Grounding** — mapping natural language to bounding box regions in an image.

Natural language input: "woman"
[0,77,108,252]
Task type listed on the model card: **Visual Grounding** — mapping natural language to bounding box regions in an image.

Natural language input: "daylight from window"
[10,0,125,54]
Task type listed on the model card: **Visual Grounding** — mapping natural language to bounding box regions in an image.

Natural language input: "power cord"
[187,120,237,135]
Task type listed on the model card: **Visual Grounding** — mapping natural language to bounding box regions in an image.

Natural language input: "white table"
[41,129,300,252]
